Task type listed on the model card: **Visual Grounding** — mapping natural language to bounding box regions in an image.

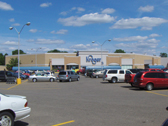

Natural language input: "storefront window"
[66,65,79,70]
[52,65,64,72]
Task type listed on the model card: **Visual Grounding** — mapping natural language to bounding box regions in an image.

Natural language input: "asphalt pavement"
[0,75,168,126]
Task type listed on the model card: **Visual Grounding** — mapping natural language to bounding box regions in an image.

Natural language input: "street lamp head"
[108,39,111,42]
[92,41,95,43]
[26,22,31,26]
[9,27,13,30]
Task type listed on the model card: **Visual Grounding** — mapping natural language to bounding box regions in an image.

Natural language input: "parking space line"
[52,120,75,126]
[7,79,28,90]
[146,91,168,97]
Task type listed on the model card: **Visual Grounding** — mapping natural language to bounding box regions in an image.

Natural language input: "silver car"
[58,70,80,82]
[28,72,56,82]
[92,70,105,78]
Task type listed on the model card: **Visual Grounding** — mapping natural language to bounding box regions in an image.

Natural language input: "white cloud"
[70,44,91,49]
[27,39,35,42]
[3,41,18,45]
[58,13,116,26]
[0,1,14,11]
[40,2,52,8]
[35,39,65,44]
[60,7,85,16]
[76,7,85,13]
[110,17,168,30]
[146,38,160,43]
[115,41,158,49]
[71,7,85,13]
[71,7,76,10]
[149,33,162,38]
[12,23,20,26]
[113,36,148,42]
[138,5,154,12]
[29,29,38,33]
[9,47,17,50]
[51,29,68,34]
[60,11,67,16]
[9,18,15,22]
[102,8,115,14]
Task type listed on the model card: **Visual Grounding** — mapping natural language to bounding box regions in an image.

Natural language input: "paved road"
[0,75,168,126]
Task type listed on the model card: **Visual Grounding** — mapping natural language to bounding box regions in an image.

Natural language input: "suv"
[133,71,168,90]
[57,70,80,82]
[103,69,132,83]
[0,71,17,82]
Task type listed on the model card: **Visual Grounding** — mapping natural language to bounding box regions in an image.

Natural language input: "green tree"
[12,49,26,55]
[47,49,68,53]
[160,52,167,57]
[6,57,20,71]
[114,49,126,53]
[0,53,8,65]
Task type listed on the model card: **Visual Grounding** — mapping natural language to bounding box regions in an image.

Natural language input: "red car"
[125,69,144,87]
[133,71,168,90]
[125,68,162,87]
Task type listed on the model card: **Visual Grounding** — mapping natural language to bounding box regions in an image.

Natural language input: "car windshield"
[59,72,66,75]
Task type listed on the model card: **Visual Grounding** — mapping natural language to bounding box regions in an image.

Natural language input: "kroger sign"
[86,55,101,65]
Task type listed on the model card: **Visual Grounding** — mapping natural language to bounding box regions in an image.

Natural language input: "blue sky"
[1,0,168,56]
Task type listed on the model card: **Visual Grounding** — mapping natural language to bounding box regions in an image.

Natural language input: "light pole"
[92,39,111,70]
[31,47,42,66]
[9,22,31,84]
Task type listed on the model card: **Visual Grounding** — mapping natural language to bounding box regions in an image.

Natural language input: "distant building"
[5,51,162,71]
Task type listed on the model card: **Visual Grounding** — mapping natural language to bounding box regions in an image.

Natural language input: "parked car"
[57,70,80,82]
[92,70,105,78]
[125,68,162,87]
[133,71,168,90]
[103,69,133,83]
[144,68,162,71]
[0,70,16,82]
[0,93,31,126]
[128,69,144,73]
[87,69,100,78]
[162,107,168,126]
[28,72,56,82]
[125,69,144,86]
[13,72,27,80]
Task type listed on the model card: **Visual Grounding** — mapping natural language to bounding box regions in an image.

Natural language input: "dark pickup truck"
[0,70,16,82]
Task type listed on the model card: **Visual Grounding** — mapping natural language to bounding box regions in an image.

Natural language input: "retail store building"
[5,51,161,71]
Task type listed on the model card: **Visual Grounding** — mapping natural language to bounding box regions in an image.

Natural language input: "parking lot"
[1,74,168,126]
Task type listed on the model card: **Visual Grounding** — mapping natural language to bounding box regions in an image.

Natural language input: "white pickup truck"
[103,69,132,83]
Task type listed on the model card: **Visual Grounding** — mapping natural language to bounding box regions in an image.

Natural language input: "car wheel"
[69,78,72,82]
[77,77,79,81]
[0,112,14,126]
[96,75,99,78]
[59,80,62,82]
[130,83,134,87]
[50,78,54,82]
[146,83,153,91]
[111,78,117,83]
[32,78,37,82]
